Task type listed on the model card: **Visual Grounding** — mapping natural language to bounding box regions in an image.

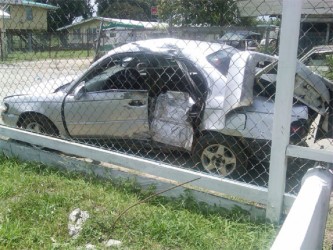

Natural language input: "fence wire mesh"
[0,0,332,195]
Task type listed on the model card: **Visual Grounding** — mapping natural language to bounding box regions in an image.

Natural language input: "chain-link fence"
[0,0,332,197]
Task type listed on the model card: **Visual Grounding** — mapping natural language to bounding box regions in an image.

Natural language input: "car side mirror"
[73,82,86,100]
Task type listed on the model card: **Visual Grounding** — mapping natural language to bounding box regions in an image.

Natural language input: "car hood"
[10,76,74,98]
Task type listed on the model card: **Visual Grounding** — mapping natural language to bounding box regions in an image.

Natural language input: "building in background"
[0,0,58,55]
[57,17,168,55]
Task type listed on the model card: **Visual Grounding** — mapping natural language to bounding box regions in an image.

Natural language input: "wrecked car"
[1,38,332,177]
[217,30,261,51]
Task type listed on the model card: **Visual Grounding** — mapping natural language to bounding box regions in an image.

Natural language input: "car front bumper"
[1,112,19,127]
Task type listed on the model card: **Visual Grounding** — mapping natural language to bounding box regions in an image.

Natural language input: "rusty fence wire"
[0,0,332,195]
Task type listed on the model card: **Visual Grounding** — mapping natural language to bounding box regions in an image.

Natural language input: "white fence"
[0,125,293,217]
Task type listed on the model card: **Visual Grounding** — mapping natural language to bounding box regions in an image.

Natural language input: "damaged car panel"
[254,55,333,140]
[151,91,195,151]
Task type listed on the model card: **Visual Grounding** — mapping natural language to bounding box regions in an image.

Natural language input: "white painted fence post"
[271,167,333,249]
[266,0,303,222]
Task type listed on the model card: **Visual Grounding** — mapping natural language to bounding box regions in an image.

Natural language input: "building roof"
[237,0,333,17]
[102,20,145,30]
[103,18,168,29]
[7,0,59,10]
[57,17,168,31]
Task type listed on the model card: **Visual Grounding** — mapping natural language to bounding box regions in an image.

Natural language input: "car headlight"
[0,103,8,113]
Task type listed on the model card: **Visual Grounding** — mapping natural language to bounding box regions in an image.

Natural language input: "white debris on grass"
[77,240,122,250]
[68,208,90,238]
[104,239,122,247]
[68,208,122,248]
[85,243,96,249]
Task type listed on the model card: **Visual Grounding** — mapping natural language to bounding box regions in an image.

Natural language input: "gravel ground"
[0,58,92,124]
[0,58,91,102]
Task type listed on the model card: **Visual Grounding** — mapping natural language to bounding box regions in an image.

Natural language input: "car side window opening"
[77,52,206,102]
[178,59,207,99]
[79,55,146,93]
[127,53,190,94]
[304,53,330,67]
[207,48,238,76]
[144,54,207,99]
[127,53,189,95]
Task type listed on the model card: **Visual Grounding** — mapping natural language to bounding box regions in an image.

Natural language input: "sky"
[90,0,97,16]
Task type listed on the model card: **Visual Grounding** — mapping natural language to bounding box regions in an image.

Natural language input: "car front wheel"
[20,115,58,136]
[194,133,247,177]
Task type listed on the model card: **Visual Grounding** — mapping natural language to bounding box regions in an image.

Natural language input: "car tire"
[21,115,58,136]
[193,133,248,177]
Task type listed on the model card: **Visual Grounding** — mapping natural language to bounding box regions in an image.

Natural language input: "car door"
[63,57,150,140]
[150,59,205,151]
[151,90,195,151]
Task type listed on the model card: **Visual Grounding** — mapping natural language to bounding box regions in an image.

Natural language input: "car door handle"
[128,100,145,106]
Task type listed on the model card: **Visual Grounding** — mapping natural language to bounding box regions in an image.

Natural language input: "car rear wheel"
[194,133,247,177]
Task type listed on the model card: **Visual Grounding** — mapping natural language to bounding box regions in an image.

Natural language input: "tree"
[157,0,255,27]
[37,0,93,31]
[95,0,154,21]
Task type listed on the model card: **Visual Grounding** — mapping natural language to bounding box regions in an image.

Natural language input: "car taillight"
[290,119,309,142]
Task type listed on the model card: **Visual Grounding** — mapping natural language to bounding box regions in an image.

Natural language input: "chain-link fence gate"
[0,0,332,221]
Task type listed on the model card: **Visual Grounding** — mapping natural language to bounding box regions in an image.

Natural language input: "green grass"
[2,50,94,63]
[324,205,333,249]
[325,56,333,81]
[0,155,278,249]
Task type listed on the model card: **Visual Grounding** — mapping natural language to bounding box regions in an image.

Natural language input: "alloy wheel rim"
[201,143,237,176]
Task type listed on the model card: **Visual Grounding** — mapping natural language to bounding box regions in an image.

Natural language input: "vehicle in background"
[256,24,279,47]
[300,45,333,77]
[217,30,261,51]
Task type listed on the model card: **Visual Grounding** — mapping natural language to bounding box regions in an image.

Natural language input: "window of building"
[26,7,33,21]
[87,28,97,42]
[74,29,81,40]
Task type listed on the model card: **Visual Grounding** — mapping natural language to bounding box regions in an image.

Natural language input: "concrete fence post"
[271,167,333,250]
[266,0,303,222]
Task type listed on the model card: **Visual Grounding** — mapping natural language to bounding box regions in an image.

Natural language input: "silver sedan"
[1,38,332,176]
